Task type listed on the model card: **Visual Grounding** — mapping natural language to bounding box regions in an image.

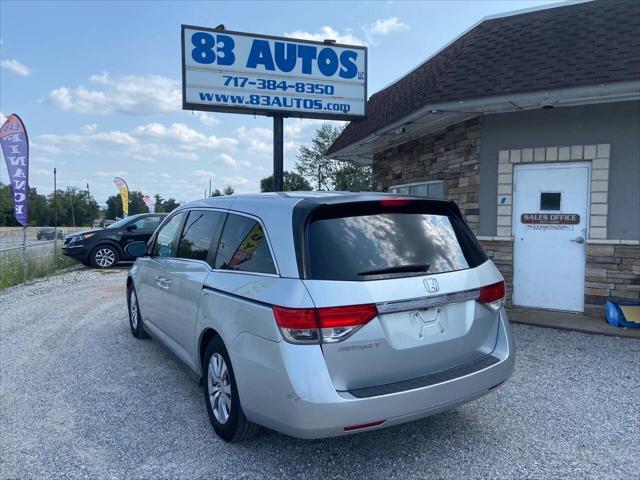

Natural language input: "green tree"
[49,188,100,227]
[105,191,146,219]
[28,188,51,226]
[260,171,312,192]
[162,198,180,212]
[0,183,14,226]
[295,123,372,191]
[210,189,222,197]
[334,163,373,192]
[223,185,235,196]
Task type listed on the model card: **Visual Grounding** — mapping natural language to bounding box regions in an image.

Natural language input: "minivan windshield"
[307,205,486,281]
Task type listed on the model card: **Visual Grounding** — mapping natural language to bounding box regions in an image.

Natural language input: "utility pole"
[208,179,212,197]
[69,189,76,228]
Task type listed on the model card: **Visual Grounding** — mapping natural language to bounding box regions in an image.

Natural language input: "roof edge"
[327,80,640,160]
[377,1,593,93]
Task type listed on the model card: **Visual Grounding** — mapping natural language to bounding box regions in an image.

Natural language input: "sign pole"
[273,114,284,192]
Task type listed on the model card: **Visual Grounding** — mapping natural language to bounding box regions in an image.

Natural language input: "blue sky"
[1,0,553,205]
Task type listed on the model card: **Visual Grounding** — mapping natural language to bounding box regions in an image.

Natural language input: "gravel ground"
[1,269,639,479]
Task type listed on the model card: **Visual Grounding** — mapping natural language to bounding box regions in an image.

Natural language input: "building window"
[540,192,561,211]
[389,180,444,199]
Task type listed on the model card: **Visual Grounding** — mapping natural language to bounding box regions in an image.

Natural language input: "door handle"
[155,275,171,289]
[571,236,585,244]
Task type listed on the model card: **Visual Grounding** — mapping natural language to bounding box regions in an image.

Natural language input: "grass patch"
[0,242,78,289]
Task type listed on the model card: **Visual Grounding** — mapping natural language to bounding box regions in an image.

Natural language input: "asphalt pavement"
[1,269,638,479]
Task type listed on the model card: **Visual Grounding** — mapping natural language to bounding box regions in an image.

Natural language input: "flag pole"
[22,224,27,283]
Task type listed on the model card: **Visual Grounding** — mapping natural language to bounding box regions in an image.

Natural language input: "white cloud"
[223,176,251,186]
[193,111,220,126]
[286,18,409,48]
[1,59,31,77]
[365,17,409,36]
[235,126,273,154]
[219,153,251,169]
[285,26,365,46]
[192,170,217,179]
[81,123,97,133]
[0,111,6,125]
[47,73,181,115]
[95,170,129,177]
[133,122,237,150]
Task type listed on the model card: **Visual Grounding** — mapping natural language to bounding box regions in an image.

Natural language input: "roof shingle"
[327,0,640,155]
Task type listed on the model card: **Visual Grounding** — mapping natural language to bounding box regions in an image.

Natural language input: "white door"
[513,163,590,312]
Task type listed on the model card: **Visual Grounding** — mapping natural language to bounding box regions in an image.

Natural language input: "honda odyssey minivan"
[125,192,514,442]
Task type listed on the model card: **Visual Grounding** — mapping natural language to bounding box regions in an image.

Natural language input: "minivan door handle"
[570,236,585,244]
[155,275,171,289]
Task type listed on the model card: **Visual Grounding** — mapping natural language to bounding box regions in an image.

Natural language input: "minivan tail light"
[478,281,505,311]
[273,304,378,344]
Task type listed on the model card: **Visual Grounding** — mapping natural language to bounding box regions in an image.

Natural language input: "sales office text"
[191,32,365,81]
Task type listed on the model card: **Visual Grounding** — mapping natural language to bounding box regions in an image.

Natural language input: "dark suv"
[62,213,166,268]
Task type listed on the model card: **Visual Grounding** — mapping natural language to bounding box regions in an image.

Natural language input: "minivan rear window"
[306,204,486,281]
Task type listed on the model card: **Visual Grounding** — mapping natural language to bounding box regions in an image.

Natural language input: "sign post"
[273,114,284,191]
[181,25,367,191]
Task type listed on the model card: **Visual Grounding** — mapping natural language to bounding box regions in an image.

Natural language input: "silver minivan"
[126,192,514,442]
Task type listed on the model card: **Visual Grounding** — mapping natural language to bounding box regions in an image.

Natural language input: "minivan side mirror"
[125,241,148,257]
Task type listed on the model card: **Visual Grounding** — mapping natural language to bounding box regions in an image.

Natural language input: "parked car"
[62,213,167,268]
[125,193,514,442]
[36,227,64,241]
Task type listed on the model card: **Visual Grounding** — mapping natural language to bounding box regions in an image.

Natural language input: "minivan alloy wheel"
[129,290,138,329]
[94,248,116,267]
[208,353,232,424]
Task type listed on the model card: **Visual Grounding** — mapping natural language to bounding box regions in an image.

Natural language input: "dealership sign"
[181,25,367,119]
[521,213,580,225]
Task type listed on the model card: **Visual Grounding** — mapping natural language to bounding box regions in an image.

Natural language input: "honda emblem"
[423,278,439,293]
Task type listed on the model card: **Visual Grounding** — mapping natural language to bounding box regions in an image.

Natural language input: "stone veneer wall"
[585,241,640,316]
[372,118,482,232]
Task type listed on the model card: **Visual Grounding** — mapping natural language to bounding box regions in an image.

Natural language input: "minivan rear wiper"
[357,264,430,276]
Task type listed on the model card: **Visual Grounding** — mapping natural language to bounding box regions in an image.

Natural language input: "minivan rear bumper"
[231,309,515,439]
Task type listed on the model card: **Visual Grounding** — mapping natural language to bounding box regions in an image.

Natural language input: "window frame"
[213,209,280,277]
[175,208,228,268]
[388,180,445,199]
[149,211,187,258]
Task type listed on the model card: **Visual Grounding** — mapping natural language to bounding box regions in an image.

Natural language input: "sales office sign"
[181,25,367,120]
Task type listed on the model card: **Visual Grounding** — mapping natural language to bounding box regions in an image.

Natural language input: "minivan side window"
[152,212,185,257]
[215,214,276,274]
[177,210,226,267]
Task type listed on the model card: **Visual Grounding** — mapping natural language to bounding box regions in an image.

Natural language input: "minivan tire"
[127,284,149,339]
[203,336,260,442]
[91,244,119,269]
